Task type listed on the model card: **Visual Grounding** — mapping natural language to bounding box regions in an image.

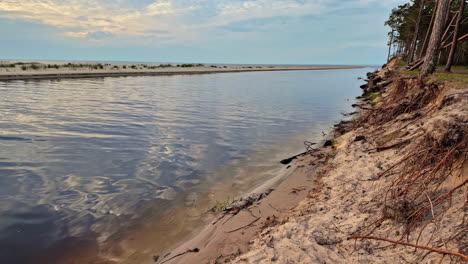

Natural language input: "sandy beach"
[0,62,363,81]
[155,58,467,264]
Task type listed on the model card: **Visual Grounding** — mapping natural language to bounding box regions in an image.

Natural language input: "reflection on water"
[0,69,369,263]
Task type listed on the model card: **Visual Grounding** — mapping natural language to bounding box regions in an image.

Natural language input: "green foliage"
[369,92,379,100]
[395,59,407,67]
[212,196,235,212]
[0,64,16,68]
[371,101,378,107]
[386,0,468,65]
[21,66,27,70]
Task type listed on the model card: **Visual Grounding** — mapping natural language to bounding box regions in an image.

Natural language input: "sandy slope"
[159,60,467,264]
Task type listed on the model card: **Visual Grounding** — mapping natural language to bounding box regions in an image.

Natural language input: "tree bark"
[441,10,458,43]
[418,0,438,59]
[409,0,426,63]
[420,0,452,75]
[387,30,394,62]
[444,0,465,72]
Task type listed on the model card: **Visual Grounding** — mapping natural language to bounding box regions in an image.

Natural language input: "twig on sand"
[226,217,261,233]
[373,134,421,152]
[374,141,408,151]
[158,248,200,264]
[347,235,468,260]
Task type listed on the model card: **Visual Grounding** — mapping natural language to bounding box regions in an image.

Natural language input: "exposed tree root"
[348,235,468,260]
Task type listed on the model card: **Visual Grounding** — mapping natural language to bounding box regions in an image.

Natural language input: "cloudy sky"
[0,0,407,64]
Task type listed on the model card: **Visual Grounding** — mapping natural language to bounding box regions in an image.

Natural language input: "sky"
[0,0,407,65]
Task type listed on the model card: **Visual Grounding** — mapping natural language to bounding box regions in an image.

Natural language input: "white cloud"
[0,0,407,44]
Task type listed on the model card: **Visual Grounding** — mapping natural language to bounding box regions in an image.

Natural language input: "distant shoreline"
[0,65,364,81]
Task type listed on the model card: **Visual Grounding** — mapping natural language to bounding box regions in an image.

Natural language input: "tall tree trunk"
[441,10,459,43]
[444,0,465,72]
[409,0,426,63]
[420,0,452,75]
[387,30,394,62]
[419,0,438,59]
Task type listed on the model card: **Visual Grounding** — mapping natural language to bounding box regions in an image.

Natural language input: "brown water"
[0,68,371,263]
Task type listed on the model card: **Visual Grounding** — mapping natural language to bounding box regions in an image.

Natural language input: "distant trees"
[385,0,467,74]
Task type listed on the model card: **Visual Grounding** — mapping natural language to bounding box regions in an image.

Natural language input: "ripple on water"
[0,68,371,263]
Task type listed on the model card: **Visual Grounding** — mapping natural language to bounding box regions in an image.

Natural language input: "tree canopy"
[386,0,467,67]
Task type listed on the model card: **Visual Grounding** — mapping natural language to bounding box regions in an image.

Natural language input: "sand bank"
[159,58,467,263]
[0,63,362,81]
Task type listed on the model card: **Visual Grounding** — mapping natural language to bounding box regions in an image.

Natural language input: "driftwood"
[348,235,468,259]
[280,141,317,164]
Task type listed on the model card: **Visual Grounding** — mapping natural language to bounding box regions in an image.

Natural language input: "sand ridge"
[0,63,363,81]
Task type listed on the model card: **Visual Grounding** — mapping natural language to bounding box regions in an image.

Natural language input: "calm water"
[0,68,369,263]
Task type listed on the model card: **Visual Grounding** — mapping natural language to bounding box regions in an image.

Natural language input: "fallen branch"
[406,59,422,69]
[409,59,424,70]
[348,235,468,259]
[441,33,468,49]
[374,140,408,151]
[226,216,261,233]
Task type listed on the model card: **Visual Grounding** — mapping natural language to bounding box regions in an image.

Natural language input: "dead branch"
[348,235,468,259]
[441,33,468,49]
[374,139,411,151]
[409,59,424,70]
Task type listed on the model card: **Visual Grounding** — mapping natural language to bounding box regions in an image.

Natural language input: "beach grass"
[212,196,235,212]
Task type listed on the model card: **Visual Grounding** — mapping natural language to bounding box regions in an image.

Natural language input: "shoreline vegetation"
[154,57,467,264]
[0,62,363,81]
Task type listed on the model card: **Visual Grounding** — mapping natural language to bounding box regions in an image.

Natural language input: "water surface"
[0,68,370,263]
